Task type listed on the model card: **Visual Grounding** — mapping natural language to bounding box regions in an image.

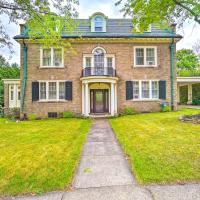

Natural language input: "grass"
[0,118,91,196]
[109,109,200,185]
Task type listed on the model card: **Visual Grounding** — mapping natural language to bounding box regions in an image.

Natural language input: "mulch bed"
[179,114,200,124]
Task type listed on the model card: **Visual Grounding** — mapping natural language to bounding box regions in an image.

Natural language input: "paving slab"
[147,184,200,200]
[73,119,135,189]
[63,185,152,200]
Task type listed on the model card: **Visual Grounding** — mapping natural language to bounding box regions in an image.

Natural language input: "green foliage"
[192,83,200,102]
[123,107,136,115]
[0,55,20,107]
[177,49,199,71]
[116,0,200,32]
[5,108,20,120]
[177,69,200,77]
[63,111,74,118]
[160,103,171,112]
[28,113,38,120]
[192,99,200,105]
[180,85,188,104]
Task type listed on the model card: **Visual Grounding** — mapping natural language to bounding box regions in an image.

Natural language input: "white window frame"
[40,47,64,68]
[38,81,66,102]
[91,15,106,32]
[132,80,159,101]
[134,46,157,67]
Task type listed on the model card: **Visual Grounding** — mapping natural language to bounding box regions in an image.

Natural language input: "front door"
[90,89,109,113]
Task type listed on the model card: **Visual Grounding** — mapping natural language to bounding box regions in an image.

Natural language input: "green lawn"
[109,109,200,185]
[0,118,91,196]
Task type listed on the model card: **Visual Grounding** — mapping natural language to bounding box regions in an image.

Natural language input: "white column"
[114,83,117,114]
[111,82,115,116]
[82,84,85,115]
[85,83,89,116]
[187,84,193,104]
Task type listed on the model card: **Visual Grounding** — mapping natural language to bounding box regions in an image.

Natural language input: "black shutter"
[159,80,166,100]
[65,81,72,100]
[126,81,133,100]
[32,81,39,101]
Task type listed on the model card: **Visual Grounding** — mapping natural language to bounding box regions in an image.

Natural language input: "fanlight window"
[94,48,104,68]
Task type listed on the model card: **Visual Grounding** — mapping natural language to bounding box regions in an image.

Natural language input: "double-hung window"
[134,47,157,67]
[107,57,113,68]
[39,81,65,101]
[41,47,63,67]
[132,80,159,100]
[94,16,103,32]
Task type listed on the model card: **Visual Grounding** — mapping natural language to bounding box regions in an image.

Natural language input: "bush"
[28,114,38,120]
[192,99,200,105]
[160,103,171,112]
[63,111,74,118]
[5,107,20,120]
[123,107,135,115]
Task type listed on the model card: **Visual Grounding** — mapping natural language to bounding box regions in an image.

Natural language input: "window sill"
[39,66,65,69]
[131,99,160,102]
[133,65,158,68]
[37,100,68,103]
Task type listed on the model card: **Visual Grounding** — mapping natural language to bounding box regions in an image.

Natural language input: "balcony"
[82,67,116,77]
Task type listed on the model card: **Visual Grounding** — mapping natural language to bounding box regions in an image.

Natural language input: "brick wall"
[19,41,177,117]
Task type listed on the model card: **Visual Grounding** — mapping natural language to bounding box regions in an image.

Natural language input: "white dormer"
[90,12,107,32]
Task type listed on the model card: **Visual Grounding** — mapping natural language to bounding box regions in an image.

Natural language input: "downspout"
[169,38,175,110]
[21,40,27,113]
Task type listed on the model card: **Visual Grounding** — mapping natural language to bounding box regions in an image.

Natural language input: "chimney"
[170,23,177,33]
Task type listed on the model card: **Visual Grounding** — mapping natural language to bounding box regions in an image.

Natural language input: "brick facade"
[19,40,177,118]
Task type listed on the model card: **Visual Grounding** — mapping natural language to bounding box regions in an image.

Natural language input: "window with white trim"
[10,85,14,101]
[134,47,157,67]
[107,57,113,68]
[132,80,159,100]
[41,47,63,67]
[39,81,65,101]
[95,16,103,32]
[85,57,91,68]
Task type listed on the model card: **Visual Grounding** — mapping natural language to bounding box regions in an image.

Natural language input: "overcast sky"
[0,0,199,64]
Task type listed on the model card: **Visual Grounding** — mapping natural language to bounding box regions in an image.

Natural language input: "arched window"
[93,48,104,68]
[95,16,103,32]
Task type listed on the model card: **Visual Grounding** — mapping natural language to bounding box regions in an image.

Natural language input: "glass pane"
[43,49,51,66]
[152,81,158,98]
[142,81,149,98]
[94,49,104,70]
[85,57,91,67]
[18,92,20,100]
[11,91,14,100]
[95,16,103,32]
[133,81,139,99]
[107,57,113,68]
[49,82,57,99]
[146,48,155,65]
[136,48,144,65]
[53,49,62,66]
[59,82,65,99]
[40,82,46,100]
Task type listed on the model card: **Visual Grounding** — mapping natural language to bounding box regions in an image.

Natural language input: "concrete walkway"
[5,119,200,200]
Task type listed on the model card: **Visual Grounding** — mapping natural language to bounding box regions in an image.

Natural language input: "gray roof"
[14,18,182,39]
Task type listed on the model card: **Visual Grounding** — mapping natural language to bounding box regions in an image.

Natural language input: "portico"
[81,76,118,116]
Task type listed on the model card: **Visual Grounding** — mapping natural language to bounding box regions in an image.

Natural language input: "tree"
[192,39,200,56]
[0,55,20,107]
[116,0,200,32]
[177,49,199,70]
[0,0,79,52]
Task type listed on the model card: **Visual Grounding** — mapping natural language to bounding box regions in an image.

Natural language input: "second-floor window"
[41,47,63,68]
[134,46,157,67]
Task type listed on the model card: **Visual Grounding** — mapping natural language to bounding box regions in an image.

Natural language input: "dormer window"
[90,12,107,32]
[95,16,103,32]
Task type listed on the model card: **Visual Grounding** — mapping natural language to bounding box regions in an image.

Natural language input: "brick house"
[3,12,182,118]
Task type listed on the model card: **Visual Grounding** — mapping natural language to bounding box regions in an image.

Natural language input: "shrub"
[192,99,200,105]
[5,108,20,120]
[160,103,171,112]
[123,107,135,115]
[63,111,74,118]
[28,114,38,120]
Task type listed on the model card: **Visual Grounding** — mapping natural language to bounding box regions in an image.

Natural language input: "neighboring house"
[3,12,182,118]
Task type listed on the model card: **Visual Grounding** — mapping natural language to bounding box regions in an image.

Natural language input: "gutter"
[170,38,175,110]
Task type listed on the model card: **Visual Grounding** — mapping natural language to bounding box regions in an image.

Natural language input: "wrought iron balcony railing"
[82,67,116,77]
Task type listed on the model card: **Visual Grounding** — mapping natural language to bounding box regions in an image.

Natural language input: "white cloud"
[1,0,200,64]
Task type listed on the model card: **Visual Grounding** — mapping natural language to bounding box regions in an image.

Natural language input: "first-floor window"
[152,81,158,98]
[49,82,57,99]
[142,81,150,99]
[39,81,66,101]
[133,81,139,99]
[40,82,46,100]
[131,80,159,100]
[59,82,65,99]
[10,85,14,101]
